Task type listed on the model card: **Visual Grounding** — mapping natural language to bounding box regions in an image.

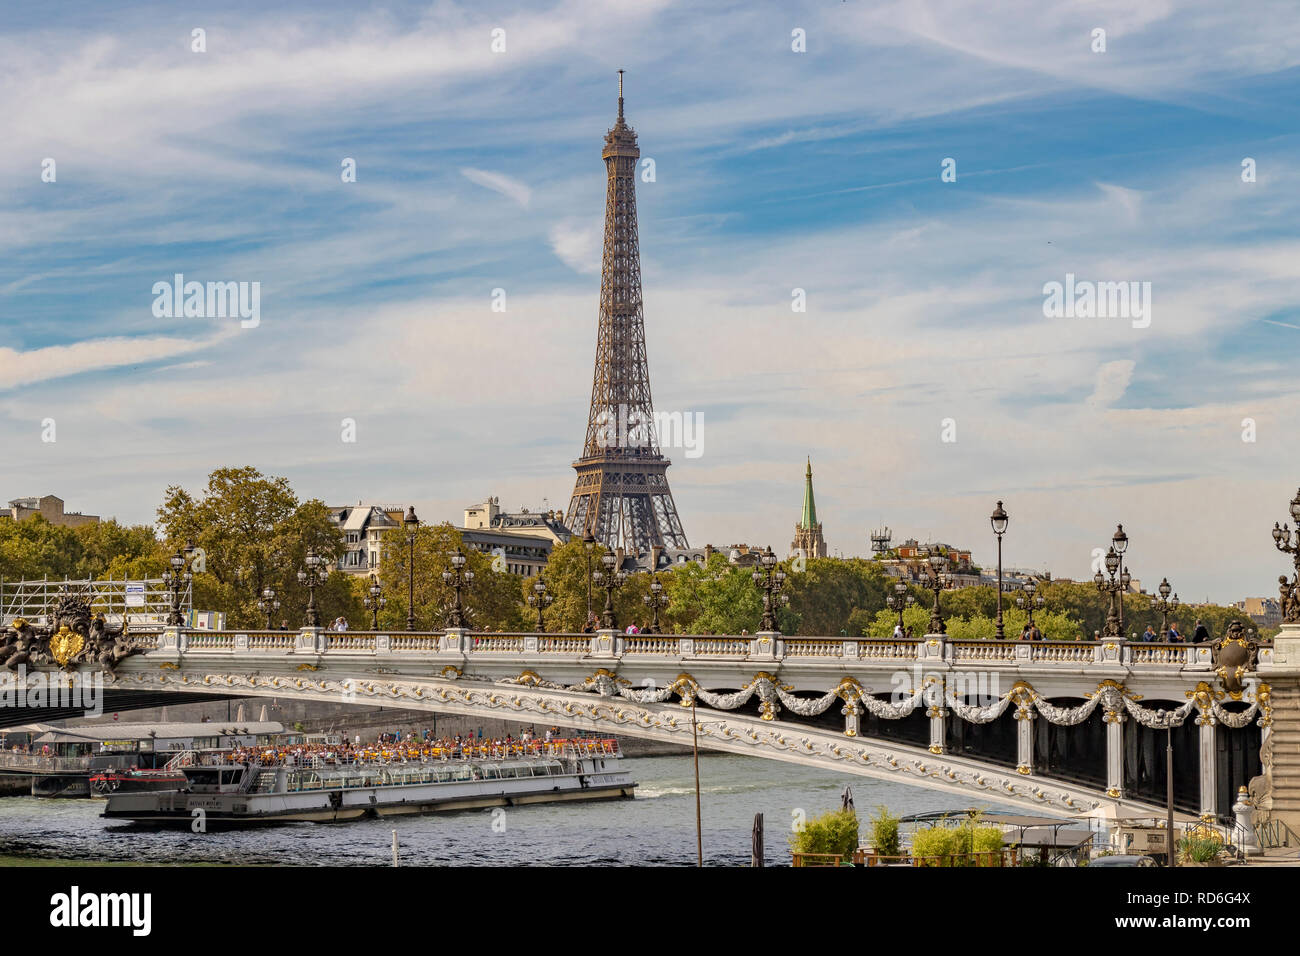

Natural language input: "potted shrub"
[1178,835,1223,866]
[912,825,958,866]
[868,805,901,859]
[790,808,860,866]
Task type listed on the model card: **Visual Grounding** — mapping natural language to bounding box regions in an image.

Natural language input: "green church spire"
[801,457,817,530]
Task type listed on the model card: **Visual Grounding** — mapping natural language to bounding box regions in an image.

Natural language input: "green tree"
[0,515,167,583]
[155,466,349,628]
[662,553,768,635]
[516,537,601,632]
[783,558,890,635]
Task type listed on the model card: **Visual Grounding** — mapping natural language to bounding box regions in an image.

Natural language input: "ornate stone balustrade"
[784,639,844,658]
[155,628,1219,681]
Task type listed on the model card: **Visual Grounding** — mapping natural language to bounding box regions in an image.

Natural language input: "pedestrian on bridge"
[1193,619,1210,643]
[1141,625,1157,642]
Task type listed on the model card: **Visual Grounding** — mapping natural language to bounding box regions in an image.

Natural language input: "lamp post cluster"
[257,587,281,629]
[442,548,475,629]
[1016,578,1044,627]
[1272,488,1300,623]
[162,541,198,626]
[886,581,914,631]
[528,575,552,632]
[643,575,669,633]
[1093,525,1130,638]
[364,575,386,629]
[297,549,329,628]
[1151,577,1179,637]
[920,552,950,634]
[751,547,789,632]
[592,551,627,630]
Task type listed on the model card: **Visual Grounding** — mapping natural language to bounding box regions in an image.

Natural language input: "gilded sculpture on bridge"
[1210,620,1260,696]
[1,590,141,674]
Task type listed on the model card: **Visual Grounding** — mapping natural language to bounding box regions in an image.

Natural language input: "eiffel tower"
[565,72,689,552]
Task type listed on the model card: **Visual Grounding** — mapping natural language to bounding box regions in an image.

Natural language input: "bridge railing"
[135,627,1221,672]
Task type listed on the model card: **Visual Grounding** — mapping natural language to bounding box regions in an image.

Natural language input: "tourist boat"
[101,738,636,826]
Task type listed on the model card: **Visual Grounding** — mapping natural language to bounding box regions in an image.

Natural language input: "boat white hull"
[103,768,636,826]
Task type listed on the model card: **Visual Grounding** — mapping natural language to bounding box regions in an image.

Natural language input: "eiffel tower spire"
[565,73,689,552]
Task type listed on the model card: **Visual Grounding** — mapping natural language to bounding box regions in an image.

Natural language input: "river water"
[0,754,1019,866]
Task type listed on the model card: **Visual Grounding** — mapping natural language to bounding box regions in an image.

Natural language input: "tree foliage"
[155,466,357,629]
[0,516,167,583]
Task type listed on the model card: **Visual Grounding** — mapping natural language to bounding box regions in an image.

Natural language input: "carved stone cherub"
[1282,575,1298,624]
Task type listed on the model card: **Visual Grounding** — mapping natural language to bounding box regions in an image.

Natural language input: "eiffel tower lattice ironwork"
[565,72,689,552]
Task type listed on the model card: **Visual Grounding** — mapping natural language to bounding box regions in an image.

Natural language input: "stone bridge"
[1,625,1274,822]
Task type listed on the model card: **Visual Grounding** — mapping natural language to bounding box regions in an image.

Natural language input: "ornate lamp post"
[161,547,195,626]
[1112,524,1130,635]
[592,551,626,630]
[751,547,789,633]
[990,501,1009,639]
[296,549,328,628]
[1093,546,1128,638]
[583,532,596,625]
[403,506,419,631]
[527,575,552,632]
[886,581,915,631]
[256,587,281,629]
[442,548,475,629]
[1150,577,1179,638]
[643,575,669,634]
[1271,489,1300,622]
[1016,579,1044,629]
[920,552,949,634]
[363,575,386,630]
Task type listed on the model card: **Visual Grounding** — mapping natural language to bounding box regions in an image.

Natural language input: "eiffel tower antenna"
[565,72,689,552]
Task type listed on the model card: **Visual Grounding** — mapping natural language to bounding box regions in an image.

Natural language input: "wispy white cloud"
[0,332,233,390]
[460,168,532,208]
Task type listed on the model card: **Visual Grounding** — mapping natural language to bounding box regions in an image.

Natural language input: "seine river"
[0,754,1019,866]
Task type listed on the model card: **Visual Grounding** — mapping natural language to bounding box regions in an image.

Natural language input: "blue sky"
[3,0,1300,605]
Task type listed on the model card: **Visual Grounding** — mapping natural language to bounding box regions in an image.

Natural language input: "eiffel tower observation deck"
[565,72,689,552]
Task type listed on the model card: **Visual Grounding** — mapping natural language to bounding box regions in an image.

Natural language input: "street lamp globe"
[1158,577,1171,600]
[1112,524,1129,555]
[990,500,1009,536]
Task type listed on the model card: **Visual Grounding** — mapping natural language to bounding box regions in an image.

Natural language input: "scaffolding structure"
[0,576,190,628]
